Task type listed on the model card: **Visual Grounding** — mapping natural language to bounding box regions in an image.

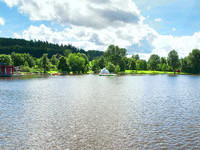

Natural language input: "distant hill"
[0,37,104,60]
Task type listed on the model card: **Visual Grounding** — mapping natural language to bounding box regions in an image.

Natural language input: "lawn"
[125,70,188,75]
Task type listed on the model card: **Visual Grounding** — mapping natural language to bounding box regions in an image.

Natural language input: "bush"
[115,65,120,73]
[106,62,115,73]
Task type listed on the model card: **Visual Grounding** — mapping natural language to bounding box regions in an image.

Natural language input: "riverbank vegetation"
[0,38,200,75]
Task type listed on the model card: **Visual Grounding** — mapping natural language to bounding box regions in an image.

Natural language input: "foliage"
[132,54,140,61]
[13,53,25,66]
[91,60,100,73]
[167,50,180,72]
[63,49,71,57]
[0,37,103,59]
[84,64,90,73]
[51,55,58,65]
[67,53,85,73]
[104,45,126,66]
[98,56,106,69]
[118,58,126,71]
[106,62,115,73]
[81,53,89,66]
[160,57,167,66]
[162,63,167,71]
[181,57,191,73]
[138,60,147,70]
[57,56,70,73]
[128,58,136,70]
[87,50,104,61]
[0,54,12,65]
[148,54,160,70]
[187,49,200,74]
[40,54,50,73]
[115,65,121,73]
[1,40,200,75]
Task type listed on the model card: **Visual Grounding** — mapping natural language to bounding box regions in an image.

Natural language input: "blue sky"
[0,0,200,59]
[135,0,200,36]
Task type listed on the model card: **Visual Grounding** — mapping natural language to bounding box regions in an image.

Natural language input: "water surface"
[0,75,200,149]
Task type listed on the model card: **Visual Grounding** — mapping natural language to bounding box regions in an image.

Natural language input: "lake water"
[0,74,200,149]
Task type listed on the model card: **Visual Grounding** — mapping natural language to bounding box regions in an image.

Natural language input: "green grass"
[125,70,188,75]
[87,70,93,74]
[47,70,59,74]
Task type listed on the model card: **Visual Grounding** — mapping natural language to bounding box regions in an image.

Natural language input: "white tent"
[100,68,109,74]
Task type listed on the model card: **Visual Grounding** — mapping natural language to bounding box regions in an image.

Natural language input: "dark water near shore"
[0,74,200,149]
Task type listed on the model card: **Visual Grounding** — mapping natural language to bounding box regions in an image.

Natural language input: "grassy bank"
[125,70,188,75]
[16,69,189,76]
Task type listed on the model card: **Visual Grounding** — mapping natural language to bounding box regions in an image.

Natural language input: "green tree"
[162,63,167,71]
[119,58,126,71]
[40,54,50,73]
[132,54,140,61]
[124,58,130,70]
[81,53,89,65]
[63,49,71,57]
[138,60,147,70]
[91,60,100,73]
[51,55,58,66]
[98,56,105,69]
[104,45,126,66]
[24,61,29,67]
[106,62,115,73]
[160,57,167,66]
[0,54,12,65]
[148,54,160,70]
[181,57,190,73]
[13,53,24,66]
[115,65,121,73]
[128,58,136,70]
[24,54,35,68]
[11,52,16,64]
[57,56,70,73]
[167,50,180,73]
[84,64,90,73]
[67,53,85,73]
[187,49,200,74]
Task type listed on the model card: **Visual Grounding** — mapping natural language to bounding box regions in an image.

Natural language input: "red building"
[0,63,14,77]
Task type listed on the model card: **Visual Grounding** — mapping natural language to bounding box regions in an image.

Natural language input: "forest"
[0,38,200,74]
[0,38,103,60]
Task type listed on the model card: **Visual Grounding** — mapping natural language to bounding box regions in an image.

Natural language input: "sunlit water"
[0,74,200,149]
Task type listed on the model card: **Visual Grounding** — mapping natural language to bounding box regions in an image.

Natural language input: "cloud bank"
[3,0,200,59]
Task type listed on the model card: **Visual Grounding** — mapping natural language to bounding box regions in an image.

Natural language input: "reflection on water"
[0,74,200,149]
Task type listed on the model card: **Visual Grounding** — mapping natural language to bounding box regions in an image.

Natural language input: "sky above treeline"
[0,0,200,59]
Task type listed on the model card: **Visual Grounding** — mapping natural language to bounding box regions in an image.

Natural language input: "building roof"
[0,63,6,66]
[100,68,109,74]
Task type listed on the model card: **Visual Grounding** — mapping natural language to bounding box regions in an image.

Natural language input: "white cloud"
[2,0,143,29]
[6,0,158,53]
[0,17,5,26]
[13,23,158,52]
[147,6,151,10]
[172,27,176,31]
[154,18,162,22]
[152,32,200,58]
[4,0,200,60]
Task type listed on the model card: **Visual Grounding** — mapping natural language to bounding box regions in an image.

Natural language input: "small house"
[0,63,14,77]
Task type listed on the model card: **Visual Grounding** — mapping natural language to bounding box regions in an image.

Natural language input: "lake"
[0,74,200,149]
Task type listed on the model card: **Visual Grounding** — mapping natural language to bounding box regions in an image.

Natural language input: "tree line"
[0,52,90,73]
[0,42,200,74]
[91,45,200,74]
[0,38,103,60]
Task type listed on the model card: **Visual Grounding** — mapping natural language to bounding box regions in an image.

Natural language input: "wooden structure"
[0,63,14,77]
